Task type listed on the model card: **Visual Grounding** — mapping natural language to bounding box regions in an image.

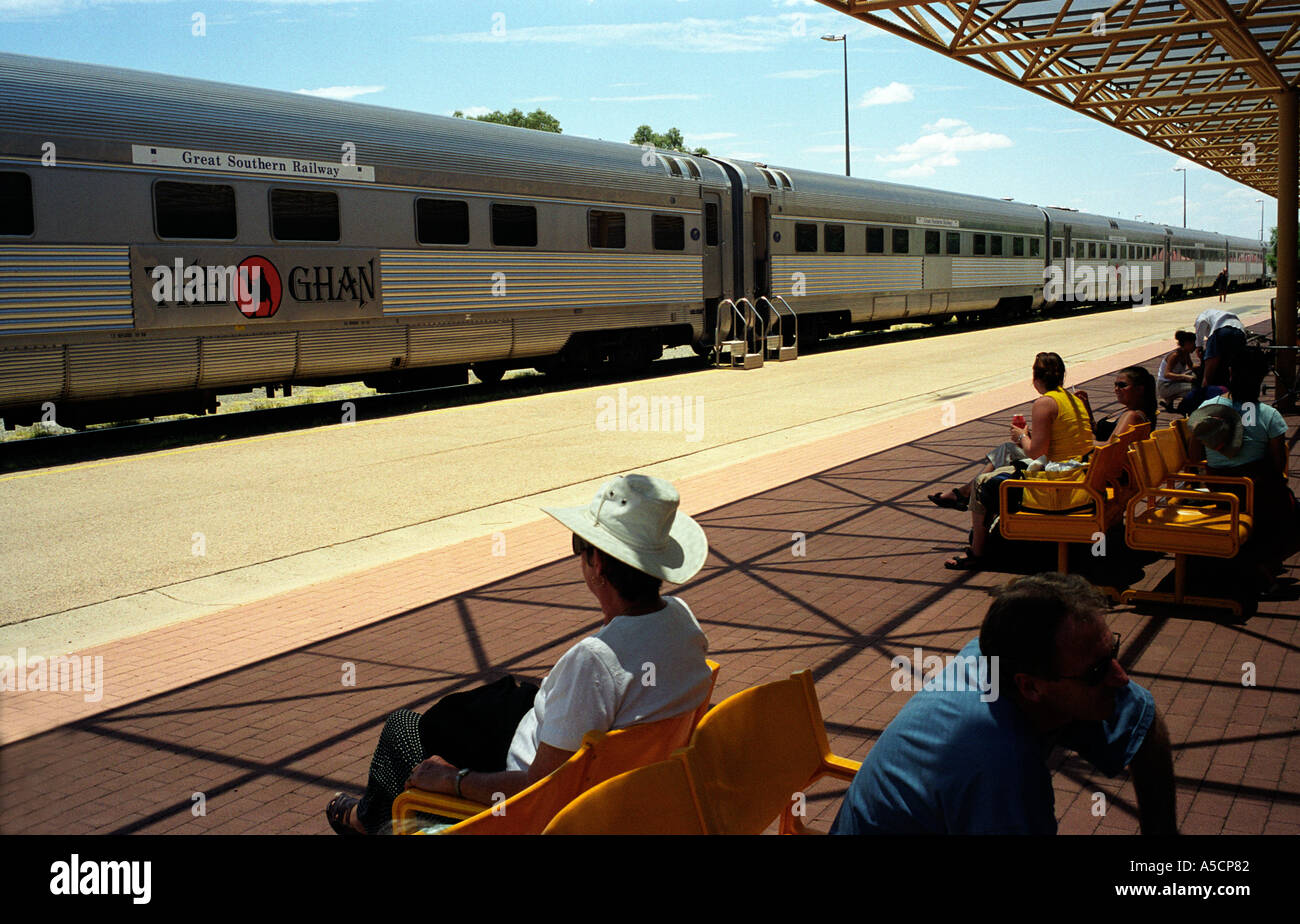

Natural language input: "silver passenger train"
[0,54,1268,427]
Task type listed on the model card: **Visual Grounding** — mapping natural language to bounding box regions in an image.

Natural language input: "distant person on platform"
[831,573,1177,835]
[1194,306,1246,388]
[1215,267,1229,303]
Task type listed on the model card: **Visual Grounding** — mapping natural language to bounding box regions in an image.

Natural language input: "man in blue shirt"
[832,573,1177,835]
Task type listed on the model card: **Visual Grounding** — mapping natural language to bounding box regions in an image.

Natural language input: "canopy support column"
[1276,89,1297,409]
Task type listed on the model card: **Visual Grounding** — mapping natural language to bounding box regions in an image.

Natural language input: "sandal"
[326,793,363,836]
[944,549,982,571]
[928,489,969,511]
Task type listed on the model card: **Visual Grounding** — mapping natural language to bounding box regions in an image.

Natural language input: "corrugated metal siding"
[381,251,701,315]
[0,347,63,403]
[409,322,512,366]
[0,54,703,198]
[67,339,196,398]
[950,258,1044,287]
[513,306,692,358]
[297,328,406,378]
[0,245,133,335]
[770,255,922,296]
[199,333,297,387]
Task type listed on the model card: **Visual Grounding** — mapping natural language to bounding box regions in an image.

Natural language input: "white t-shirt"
[505,595,711,770]
[1194,309,1244,349]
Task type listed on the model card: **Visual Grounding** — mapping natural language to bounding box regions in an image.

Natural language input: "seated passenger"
[1091,365,1156,442]
[325,473,712,834]
[831,573,1176,835]
[1187,349,1296,595]
[1156,331,1198,409]
[930,352,1093,570]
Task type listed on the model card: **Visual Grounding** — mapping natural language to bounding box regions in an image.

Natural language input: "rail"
[713,298,766,368]
[760,296,799,361]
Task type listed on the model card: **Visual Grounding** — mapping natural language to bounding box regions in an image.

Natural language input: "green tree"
[1266,226,1298,273]
[452,108,561,133]
[631,124,708,156]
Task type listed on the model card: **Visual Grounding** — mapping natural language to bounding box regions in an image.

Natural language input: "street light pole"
[1256,198,1265,242]
[821,34,849,176]
[1174,166,1186,227]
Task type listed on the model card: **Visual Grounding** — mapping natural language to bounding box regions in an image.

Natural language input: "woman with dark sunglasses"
[1092,365,1156,442]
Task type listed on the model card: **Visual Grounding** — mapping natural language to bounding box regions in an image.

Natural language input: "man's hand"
[1130,712,1178,835]
[406,755,459,794]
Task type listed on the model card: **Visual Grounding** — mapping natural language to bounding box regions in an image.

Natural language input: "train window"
[1109,243,1118,259]
[825,224,845,253]
[271,189,338,241]
[1075,242,1084,258]
[705,203,719,246]
[588,210,626,249]
[1088,242,1097,258]
[659,155,682,178]
[1013,236,1024,257]
[973,234,986,256]
[925,230,940,255]
[991,235,1003,256]
[653,214,685,250]
[1052,240,1062,259]
[682,159,701,180]
[795,223,818,252]
[1120,244,1128,259]
[1030,238,1040,258]
[892,228,910,254]
[0,172,34,236]
[491,203,538,247]
[947,232,961,255]
[776,171,793,190]
[416,198,469,245]
[866,227,884,254]
[155,180,237,239]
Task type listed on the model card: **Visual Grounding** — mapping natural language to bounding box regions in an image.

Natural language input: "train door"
[1062,224,1073,300]
[1162,232,1171,290]
[702,192,725,300]
[752,195,770,301]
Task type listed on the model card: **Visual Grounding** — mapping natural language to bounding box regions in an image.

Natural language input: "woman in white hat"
[327,473,712,834]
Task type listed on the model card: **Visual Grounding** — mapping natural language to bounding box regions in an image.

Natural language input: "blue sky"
[0,0,1279,241]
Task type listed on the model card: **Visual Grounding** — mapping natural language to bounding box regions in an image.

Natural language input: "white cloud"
[418,13,846,54]
[876,118,1013,178]
[453,106,493,118]
[857,82,914,108]
[770,68,836,79]
[1172,156,1209,172]
[295,85,384,101]
[589,93,703,103]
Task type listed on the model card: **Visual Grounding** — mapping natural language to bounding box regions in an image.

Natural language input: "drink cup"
[1012,414,1026,429]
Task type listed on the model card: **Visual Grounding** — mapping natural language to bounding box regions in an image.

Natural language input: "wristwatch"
[455,766,472,798]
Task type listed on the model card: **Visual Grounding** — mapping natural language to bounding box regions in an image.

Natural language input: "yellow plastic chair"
[999,438,1131,574]
[1122,439,1254,616]
[392,659,719,834]
[683,670,860,835]
[541,755,707,835]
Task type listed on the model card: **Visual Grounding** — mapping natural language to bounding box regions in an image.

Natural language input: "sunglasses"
[1056,633,1122,686]
[1113,381,1132,390]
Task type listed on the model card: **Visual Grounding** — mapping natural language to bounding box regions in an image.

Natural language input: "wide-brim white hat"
[544,474,708,584]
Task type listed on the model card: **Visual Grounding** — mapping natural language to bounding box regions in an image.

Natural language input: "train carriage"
[0,53,724,425]
[0,53,1270,429]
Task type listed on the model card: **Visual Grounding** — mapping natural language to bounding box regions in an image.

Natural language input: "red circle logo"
[235,256,282,318]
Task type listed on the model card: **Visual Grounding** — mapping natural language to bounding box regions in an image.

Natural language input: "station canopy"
[815,1,1300,203]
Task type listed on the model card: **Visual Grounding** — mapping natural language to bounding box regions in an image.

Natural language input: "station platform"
[2,305,1298,836]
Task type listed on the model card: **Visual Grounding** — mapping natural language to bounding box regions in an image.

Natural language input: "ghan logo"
[148,257,279,317]
[146,256,376,317]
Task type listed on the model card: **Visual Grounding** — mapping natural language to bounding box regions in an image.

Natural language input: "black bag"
[417,675,540,772]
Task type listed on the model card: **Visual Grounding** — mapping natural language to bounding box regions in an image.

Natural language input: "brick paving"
[2,348,1297,835]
